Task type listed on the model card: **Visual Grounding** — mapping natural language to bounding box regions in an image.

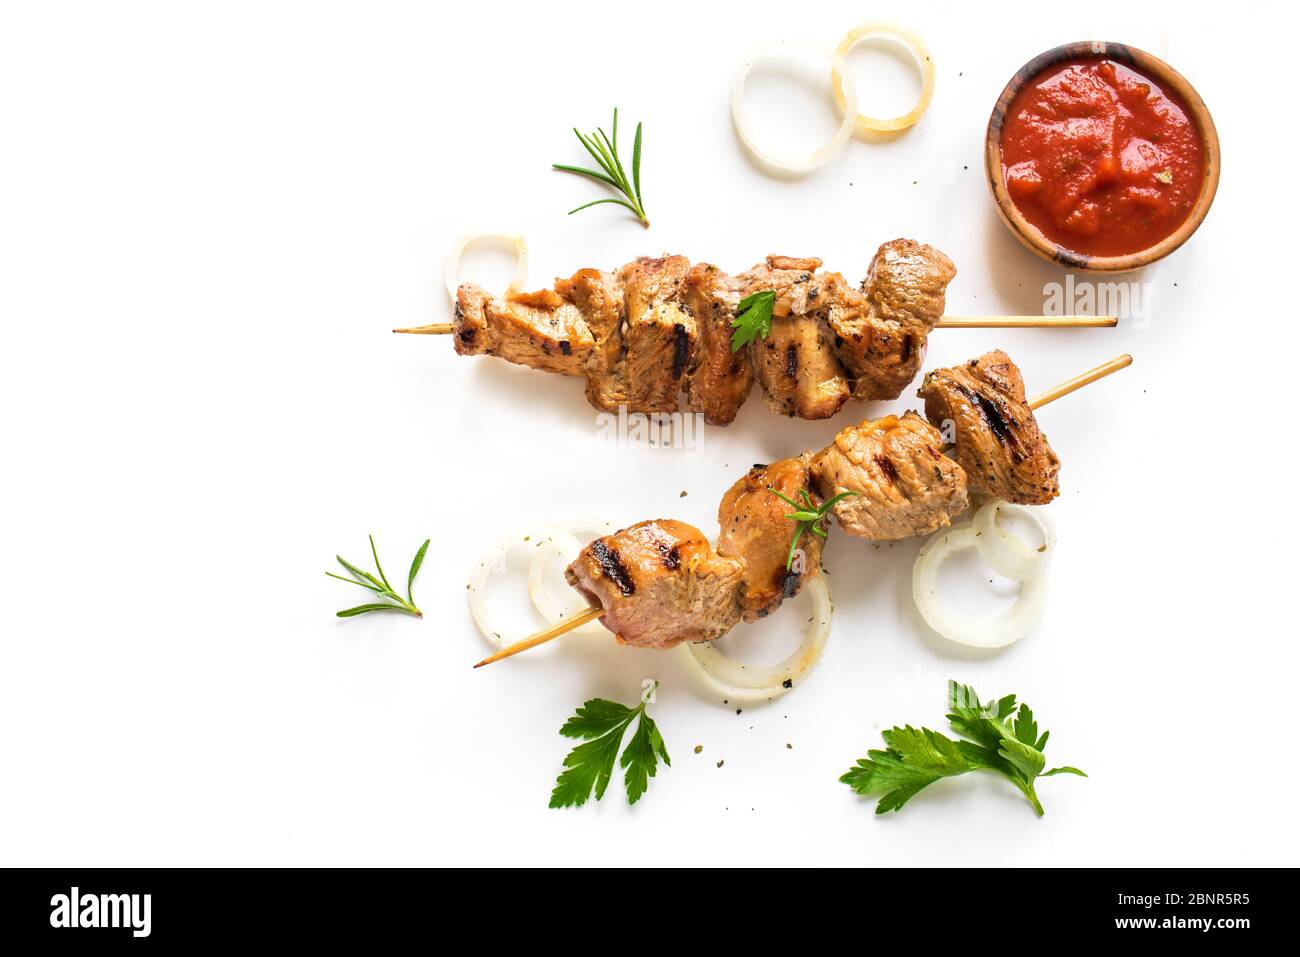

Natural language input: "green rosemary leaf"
[555,109,649,226]
[407,539,430,603]
[336,603,409,618]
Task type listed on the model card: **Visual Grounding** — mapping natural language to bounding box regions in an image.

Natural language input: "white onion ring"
[680,573,833,703]
[912,523,1048,648]
[972,500,1056,582]
[443,232,528,303]
[467,528,552,648]
[730,42,859,174]
[830,22,936,133]
[527,521,617,637]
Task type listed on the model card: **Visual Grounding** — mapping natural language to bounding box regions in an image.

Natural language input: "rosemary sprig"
[767,487,860,570]
[552,108,648,227]
[327,535,429,618]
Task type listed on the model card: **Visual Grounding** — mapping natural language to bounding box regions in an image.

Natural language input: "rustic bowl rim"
[984,40,1221,273]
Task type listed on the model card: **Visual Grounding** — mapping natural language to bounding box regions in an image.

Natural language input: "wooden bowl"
[985,41,1220,272]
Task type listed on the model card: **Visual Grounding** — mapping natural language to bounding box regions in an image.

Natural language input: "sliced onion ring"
[972,499,1056,582]
[912,523,1048,648]
[680,573,833,703]
[443,232,528,303]
[528,520,617,637]
[730,42,859,174]
[830,22,936,133]
[467,528,552,648]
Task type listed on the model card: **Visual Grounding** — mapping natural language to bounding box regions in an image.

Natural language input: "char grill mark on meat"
[827,239,957,400]
[682,263,753,424]
[741,255,850,419]
[717,454,824,622]
[564,520,744,650]
[589,540,634,596]
[918,349,1061,504]
[453,285,595,375]
[811,412,969,540]
[672,322,690,379]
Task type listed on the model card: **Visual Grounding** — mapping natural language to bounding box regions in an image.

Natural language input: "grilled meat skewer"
[474,352,1131,665]
[562,350,1087,651]
[452,239,956,424]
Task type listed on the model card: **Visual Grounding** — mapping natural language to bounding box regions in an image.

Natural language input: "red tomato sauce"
[999,55,1203,258]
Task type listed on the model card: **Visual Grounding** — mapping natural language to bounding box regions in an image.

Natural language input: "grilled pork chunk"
[717,455,824,621]
[811,412,968,540]
[564,519,744,649]
[556,268,625,412]
[918,350,1060,504]
[828,239,957,400]
[613,256,696,412]
[682,263,752,425]
[453,285,595,375]
[741,255,850,419]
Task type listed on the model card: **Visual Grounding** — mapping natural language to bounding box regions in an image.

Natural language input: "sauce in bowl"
[999,55,1204,259]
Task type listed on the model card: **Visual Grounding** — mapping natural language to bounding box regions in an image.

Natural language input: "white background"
[2,0,1296,867]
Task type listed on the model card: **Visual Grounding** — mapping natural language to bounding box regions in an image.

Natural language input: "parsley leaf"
[550,682,670,808]
[730,289,775,351]
[841,726,992,814]
[840,680,1085,815]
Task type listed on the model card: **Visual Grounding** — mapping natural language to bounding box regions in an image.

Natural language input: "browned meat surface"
[453,285,595,375]
[918,350,1060,504]
[740,255,849,419]
[747,255,834,317]
[681,263,752,424]
[616,256,695,412]
[556,268,625,412]
[828,239,957,400]
[450,239,955,419]
[811,411,968,540]
[565,519,744,649]
[717,455,824,621]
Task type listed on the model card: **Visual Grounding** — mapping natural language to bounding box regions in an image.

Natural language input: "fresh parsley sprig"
[767,486,858,570]
[552,108,647,227]
[840,681,1086,815]
[730,289,775,351]
[550,681,670,808]
[326,535,429,618]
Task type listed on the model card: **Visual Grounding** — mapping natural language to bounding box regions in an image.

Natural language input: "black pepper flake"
[716,760,725,769]
[782,678,793,689]
[735,708,742,715]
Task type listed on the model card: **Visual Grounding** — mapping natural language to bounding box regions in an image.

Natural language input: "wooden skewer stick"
[393,323,454,334]
[472,606,602,669]
[473,353,1133,669]
[1028,353,1132,410]
[394,316,1116,335]
[937,315,1117,328]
